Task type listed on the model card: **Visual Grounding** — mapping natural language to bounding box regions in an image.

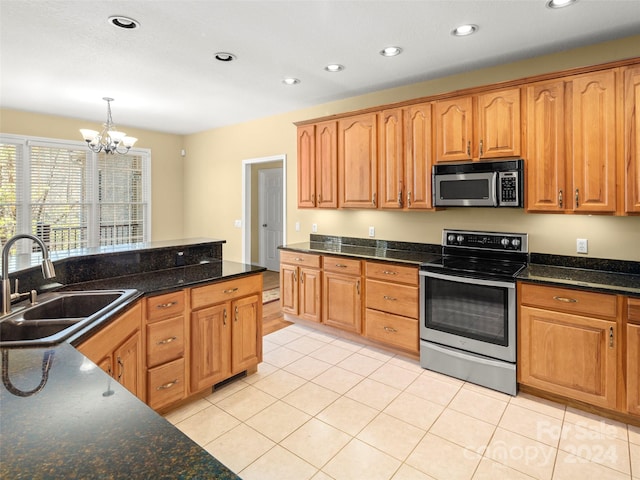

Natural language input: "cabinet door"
[624,65,640,213]
[628,324,640,416]
[315,120,338,208]
[113,330,143,399]
[404,102,433,209]
[280,263,298,314]
[378,108,404,209]
[525,81,568,212]
[519,306,617,409]
[434,96,473,162]
[338,113,378,208]
[297,125,316,208]
[322,271,361,333]
[190,303,230,392]
[571,71,617,213]
[477,88,521,159]
[299,267,321,323]
[231,294,261,374]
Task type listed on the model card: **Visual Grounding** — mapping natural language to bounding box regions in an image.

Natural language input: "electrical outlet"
[234,219,242,228]
[368,226,375,237]
[576,238,588,254]
[312,223,317,233]
[295,221,300,232]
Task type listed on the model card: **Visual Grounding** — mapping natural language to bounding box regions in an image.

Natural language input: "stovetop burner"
[421,229,529,281]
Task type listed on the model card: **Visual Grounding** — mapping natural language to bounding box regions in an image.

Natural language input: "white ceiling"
[1,0,639,135]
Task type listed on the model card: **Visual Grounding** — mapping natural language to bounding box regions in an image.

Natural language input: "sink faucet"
[2,234,56,316]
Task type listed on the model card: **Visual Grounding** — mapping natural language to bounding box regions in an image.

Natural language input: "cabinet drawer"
[520,283,617,319]
[147,358,185,410]
[366,262,418,285]
[191,274,262,310]
[280,251,321,268]
[146,291,185,323]
[628,297,640,325]
[146,316,185,368]
[323,256,362,275]
[365,279,419,318]
[364,309,418,353]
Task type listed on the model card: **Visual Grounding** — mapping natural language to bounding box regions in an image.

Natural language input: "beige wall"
[184,35,640,263]
[0,109,185,242]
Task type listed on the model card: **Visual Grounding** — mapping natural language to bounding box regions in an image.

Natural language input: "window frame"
[0,133,152,258]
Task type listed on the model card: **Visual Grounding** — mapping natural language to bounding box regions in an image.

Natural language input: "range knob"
[511,238,521,248]
[447,234,456,243]
[456,235,464,243]
[501,238,510,247]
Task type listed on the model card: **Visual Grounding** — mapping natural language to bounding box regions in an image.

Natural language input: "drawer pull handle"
[295,257,304,262]
[382,270,397,275]
[117,357,124,380]
[553,296,577,303]
[156,301,177,309]
[383,326,398,333]
[224,287,239,294]
[335,264,347,268]
[223,308,227,326]
[156,379,179,391]
[609,326,614,348]
[234,306,239,322]
[157,336,177,345]
[383,295,397,301]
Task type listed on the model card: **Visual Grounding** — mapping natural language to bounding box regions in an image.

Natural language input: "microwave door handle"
[491,172,498,206]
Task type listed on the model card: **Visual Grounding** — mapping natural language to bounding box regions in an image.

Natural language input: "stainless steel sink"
[0,290,137,347]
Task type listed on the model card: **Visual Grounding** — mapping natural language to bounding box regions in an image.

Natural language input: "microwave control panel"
[498,172,519,206]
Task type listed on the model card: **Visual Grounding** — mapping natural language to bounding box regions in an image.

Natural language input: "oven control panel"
[443,230,528,253]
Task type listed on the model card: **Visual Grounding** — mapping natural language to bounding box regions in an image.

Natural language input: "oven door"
[433,171,497,207]
[420,270,516,362]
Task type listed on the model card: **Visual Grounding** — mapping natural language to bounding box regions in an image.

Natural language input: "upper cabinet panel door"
[435,96,473,162]
[378,108,404,209]
[477,88,521,159]
[624,65,640,214]
[338,113,378,208]
[571,71,617,213]
[525,81,568,212]
[404,102,434,209]
[297,125,316,208]
[315,120,338,208]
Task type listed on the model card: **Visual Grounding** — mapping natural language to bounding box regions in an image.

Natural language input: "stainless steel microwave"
[432,159,524,207]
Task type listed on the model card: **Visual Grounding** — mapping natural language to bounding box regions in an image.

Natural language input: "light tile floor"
[165,323,640,480]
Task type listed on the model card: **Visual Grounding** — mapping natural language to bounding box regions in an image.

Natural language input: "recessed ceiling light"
[324,64,345,72]
[379,46,403,57]
[282,77,300,85]
[108,16,140,29]
[214,52,237,62]
[451,24,478,36]
[546,0,577,8]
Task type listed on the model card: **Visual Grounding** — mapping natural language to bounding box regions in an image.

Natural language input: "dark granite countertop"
[0,343,239,479]
[518,263,640,296]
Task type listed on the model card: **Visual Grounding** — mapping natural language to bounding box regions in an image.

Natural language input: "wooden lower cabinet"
[190,274,262,393]
[627,323,640,416]
[518,283,620,412]
[77,303,144,401]
[322,256,362,334]
[280,251,321,322]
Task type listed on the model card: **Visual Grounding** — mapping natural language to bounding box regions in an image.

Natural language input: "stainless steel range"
[419,229,528,396]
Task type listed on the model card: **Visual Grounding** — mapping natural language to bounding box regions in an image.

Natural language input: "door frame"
[241,154,286,266]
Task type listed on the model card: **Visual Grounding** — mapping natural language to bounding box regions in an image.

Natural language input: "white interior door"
[258,168,283,271]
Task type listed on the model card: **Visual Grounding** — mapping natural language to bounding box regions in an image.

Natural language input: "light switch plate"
[368,226,375,237]
[295,221,300,232]
[234,219,242,228]
[312,223,317,233]
[576,238,588,254]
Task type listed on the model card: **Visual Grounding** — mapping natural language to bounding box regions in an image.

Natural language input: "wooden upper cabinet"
[338,113,378,208]
[624,65,640,214]
[434,96,473,162]
[297,125,316,208]
[477,88,521,159]
[571,70,617,213]
[434,88,520,162]
[315,120,338,208]
[378,108,404,209]
[525,80,568,212]
[404,102,434,209]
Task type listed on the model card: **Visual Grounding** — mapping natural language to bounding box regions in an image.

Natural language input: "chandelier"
[80,97,137,154]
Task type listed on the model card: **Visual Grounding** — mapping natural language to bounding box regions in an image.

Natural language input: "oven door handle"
[420,270,515,290]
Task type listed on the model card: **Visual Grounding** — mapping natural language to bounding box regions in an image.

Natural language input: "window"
[0,134,150,256]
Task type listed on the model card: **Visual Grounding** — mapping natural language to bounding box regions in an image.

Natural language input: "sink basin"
[0,290,137,347]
